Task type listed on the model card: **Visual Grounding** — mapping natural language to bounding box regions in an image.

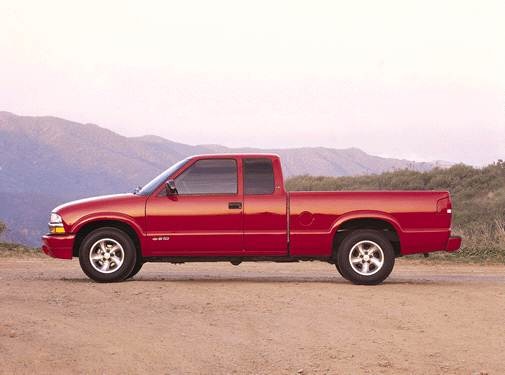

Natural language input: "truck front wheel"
[336,229,395,285]
[79,227,137,283]
[126,259,144,279]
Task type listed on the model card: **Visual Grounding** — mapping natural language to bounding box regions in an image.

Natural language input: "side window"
[244,158,275,195]
[176,159,237,195]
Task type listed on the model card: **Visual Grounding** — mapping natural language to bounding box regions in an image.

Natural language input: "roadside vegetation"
[286,160,505,263]
[0,242,41,257]
[0,220,41,257]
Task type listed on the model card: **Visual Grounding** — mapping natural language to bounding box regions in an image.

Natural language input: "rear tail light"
[436,197,452,214]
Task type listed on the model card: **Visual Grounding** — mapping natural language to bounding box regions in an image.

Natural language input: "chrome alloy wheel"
[89,238,125,274]
[348,240,384,276]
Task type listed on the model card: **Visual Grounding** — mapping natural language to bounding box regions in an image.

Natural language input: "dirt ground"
[1,258,504,375]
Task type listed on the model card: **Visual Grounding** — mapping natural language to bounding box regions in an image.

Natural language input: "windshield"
[136,158,190,196]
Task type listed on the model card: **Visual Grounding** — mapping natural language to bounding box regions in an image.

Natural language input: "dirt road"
[1,258,504,374]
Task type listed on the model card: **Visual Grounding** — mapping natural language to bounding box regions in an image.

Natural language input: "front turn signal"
[49,224,66,234]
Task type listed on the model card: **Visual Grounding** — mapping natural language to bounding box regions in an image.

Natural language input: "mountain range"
[0,111,449,245]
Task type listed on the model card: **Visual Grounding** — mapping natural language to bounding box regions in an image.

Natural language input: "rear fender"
[330,210,404,242]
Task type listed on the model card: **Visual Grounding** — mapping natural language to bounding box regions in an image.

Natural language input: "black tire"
[336,229,395,285]
[126,259,144,279]
[79,227,137,283]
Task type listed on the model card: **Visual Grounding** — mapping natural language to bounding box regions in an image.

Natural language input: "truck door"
[242,157,288,255]
[145,158,243,256]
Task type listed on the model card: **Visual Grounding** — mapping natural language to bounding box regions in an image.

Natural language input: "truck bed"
[288,190,452,257]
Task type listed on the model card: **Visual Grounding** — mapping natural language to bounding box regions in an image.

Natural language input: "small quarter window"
[176,159,237,195]
[244,158,275,195]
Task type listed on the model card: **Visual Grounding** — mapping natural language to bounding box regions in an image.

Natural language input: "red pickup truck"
[42,153,461,284]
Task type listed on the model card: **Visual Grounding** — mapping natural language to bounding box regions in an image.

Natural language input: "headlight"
[50,213,62,224]
[49,213,65,234]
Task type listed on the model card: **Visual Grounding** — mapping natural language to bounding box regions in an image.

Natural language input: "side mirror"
[166,179,178,195]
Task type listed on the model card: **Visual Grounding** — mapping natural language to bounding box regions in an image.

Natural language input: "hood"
[51,192,147,231]
[53,193,135,213]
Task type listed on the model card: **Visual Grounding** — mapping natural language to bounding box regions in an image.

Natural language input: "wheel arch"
[331,213,403,257]
[72,219,142,259]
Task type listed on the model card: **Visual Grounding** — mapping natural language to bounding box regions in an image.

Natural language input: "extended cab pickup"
[42,154,461,284]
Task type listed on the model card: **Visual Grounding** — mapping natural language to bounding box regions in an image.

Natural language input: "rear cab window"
[243,158,275,195]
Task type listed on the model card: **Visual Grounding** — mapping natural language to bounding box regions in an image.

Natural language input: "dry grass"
[412,220,505,264]
[453,220,505,261]
[0,242,42,257]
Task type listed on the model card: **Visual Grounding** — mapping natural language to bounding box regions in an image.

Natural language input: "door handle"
[228,202,242,209]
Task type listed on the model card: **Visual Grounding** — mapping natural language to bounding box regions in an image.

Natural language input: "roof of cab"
[187,153,280,159]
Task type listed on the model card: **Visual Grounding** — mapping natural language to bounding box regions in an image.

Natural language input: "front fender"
[70,212,146,239]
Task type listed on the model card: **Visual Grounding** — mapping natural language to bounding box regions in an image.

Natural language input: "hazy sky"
[1,0,504,165]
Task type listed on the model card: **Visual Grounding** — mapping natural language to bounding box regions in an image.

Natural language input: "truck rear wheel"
[79,227,137,283]
[336,229,395,285]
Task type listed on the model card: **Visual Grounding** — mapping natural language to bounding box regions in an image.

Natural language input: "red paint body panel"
[446,236,462,252]
[243,194,287,255]
[242,156,288,255]
[289,191,452,256]
[42,234,75,259]
[41,154,461,260]
[145,194,244,255]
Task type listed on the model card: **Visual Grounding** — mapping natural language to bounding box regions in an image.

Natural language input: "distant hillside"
[0,111,445,245]
[287,162,505,261]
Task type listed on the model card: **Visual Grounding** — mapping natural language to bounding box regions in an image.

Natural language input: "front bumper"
[446,235,462,252]
[41,234,75,259]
